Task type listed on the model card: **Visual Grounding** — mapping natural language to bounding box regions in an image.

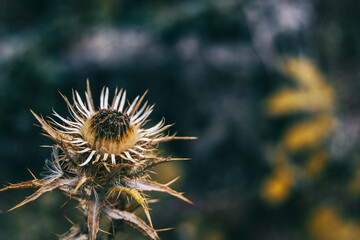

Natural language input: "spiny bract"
[1,80,196,240]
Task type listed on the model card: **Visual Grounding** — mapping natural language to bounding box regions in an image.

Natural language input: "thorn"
[98,228,113,235]
[165,176,180,186]
[39,145,53,148]
[173,136,198,140]
[73,174,87,194]
[147,199,160,204]
[170,158,191,161]
[103,163,111,173]
[60,198,71,209]
[63,214,75,225]
[130,89,149,116]
[47,230,61,237]
[27,168,37,180]
[156,227,175,232]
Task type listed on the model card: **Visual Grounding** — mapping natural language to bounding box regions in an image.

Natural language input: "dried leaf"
[86,199,103,240]
[0,179,45,192]
[125,179,193,205]
[31,110,72,142]
[60,225,88,240]
[8,178,78,212]
[104,207,159,240]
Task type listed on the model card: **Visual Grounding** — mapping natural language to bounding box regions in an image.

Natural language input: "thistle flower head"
[1,80,196,240]
[33,81,180,167]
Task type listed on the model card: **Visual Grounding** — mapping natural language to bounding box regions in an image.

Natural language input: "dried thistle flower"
[1,80,196,240]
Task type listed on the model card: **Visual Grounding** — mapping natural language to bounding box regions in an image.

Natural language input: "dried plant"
[1,80,196,240]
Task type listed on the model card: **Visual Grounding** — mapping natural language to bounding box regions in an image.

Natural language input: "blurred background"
[1,0,360,239]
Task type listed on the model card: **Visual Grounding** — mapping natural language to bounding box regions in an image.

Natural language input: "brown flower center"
[82,109,139,155]
[90,109,131,141]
